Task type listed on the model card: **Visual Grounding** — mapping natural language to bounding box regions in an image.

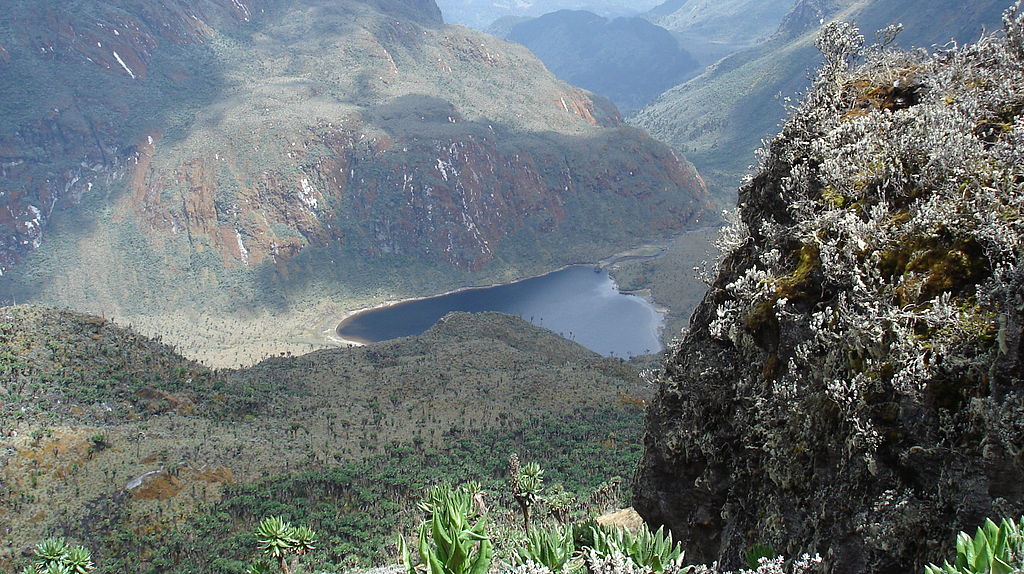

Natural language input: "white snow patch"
[112,51,136,79]
[232,0,251,20]
[299,178,319,210]
[25,205,42,233]
[436,158,454,181]
[236,229,249,265]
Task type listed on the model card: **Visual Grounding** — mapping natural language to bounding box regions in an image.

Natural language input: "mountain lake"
[337,265,664,358]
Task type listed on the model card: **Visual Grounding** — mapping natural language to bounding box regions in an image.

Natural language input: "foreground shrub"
[512,524,578,572]
[588,525,685,573]
[251,516,317,574]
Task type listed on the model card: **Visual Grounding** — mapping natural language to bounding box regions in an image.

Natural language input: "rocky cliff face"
[0,0,707,312]
[635,7,1024,573]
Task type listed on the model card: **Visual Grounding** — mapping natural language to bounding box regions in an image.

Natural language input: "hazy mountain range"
[499,10,699,112]
[434,0,664,29]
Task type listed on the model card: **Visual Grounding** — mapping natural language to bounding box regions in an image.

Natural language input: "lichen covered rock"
[635,6,1024,573]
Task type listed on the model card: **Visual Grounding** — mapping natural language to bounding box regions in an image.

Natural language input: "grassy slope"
[646,0,795,65]
[0,306,647,572]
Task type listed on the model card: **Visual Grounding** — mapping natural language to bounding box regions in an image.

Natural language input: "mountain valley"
[0,0,709,365]
[644,0,795,65]
[497,10,699,113]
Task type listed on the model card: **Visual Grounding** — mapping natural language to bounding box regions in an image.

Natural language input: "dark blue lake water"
[337,266,663,358]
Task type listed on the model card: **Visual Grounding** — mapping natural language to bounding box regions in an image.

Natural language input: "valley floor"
[117,230,717,368]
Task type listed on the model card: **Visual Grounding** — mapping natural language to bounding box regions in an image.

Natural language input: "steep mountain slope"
[633,0,1008,201]
[0,305,648,571]
[502,10,699,113]
[635,8,1024,572]
[645,0,795,65]
[0,0,709,364]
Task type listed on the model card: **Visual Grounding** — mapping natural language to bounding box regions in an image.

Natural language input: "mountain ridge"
[502,10,699,112]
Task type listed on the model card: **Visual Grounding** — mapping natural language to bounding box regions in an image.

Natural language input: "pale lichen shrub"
[682,554,823,574]
[709,1,1024,451]
[502,561,554,574]
[583,549,653,574]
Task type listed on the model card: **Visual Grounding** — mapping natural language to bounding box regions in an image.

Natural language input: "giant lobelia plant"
[401,483,493,574]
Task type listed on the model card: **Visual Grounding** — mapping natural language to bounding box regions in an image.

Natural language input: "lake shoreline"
[328,226,717,350]
[328,262,595,346]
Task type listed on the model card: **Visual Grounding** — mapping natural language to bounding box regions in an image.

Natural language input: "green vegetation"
[925,518,1024,574]
[0,305,283,423]
[251,516,317,574]
[0,307,647,573]
[402,483,492,574]
[544,484,577,526]
[509,455,545,531]
[93,409,643,573]
[20,538,95,574]
[512,524,578,572]
[588,524,685,572]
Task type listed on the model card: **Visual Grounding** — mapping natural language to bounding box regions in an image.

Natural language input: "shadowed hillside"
[502,10,699,112]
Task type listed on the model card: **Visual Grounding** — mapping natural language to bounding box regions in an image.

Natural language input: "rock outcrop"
[635,7,1024,573]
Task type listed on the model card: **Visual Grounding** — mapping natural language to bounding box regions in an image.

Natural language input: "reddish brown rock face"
[0,0,265,271]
